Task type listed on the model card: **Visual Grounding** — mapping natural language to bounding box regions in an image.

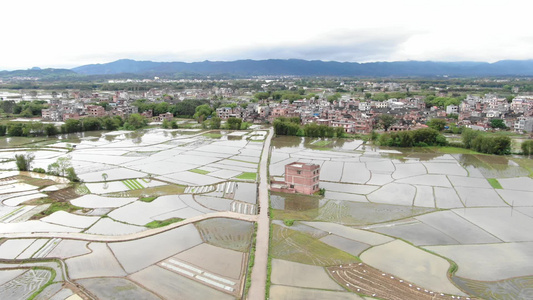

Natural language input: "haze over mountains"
[3,59,533,78]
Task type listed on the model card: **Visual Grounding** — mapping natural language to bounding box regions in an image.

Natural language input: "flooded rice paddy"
[0,128,264,299]
[269,136,533,299]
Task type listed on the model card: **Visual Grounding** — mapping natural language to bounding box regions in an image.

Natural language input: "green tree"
[209,116,221,129]
[44,124,58,136]
[63,119,82,133]
[193,104,213,123]
[379,114,396,131]
[47,156,73,176]
[102,116,122,130]
[254,92,270,100]
[522,140,533,156]
[15,153,34,171]
[327,93,341,103]
[427,118,447,132]
[461,128,480,149]
[20,108,33,118]
[82,117,103,131]
[7,123,24,136]
[123,114,147,130]
[227,117,242,130]
[490,119,507,129]
[65,167,80,182]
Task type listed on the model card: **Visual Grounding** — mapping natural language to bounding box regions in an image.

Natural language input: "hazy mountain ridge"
[2,59,533,78]
[0,68,77,79]
[71,59,533,77]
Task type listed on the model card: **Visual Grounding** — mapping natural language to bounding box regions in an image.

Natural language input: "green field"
[487,178,503,189]
[145,218,183,228]
[122,179,145,190]
[189,169,210,175]
[237,172,257,180]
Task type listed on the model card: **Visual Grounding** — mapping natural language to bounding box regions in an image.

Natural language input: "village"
[21,78,532,135]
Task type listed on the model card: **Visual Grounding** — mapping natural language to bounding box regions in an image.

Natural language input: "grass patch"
[431,146,479,154]
[189,168,210,175]
[32,201,82,219]
[27,266,56,300]
[122,179,144,190]
[487,178,503,189]
[145,217,183,229]
[283,219,295,226]
[237,172,257,180]
[202,132,223,138]
[271,224,360,266]
[140,196,157,202]
[244,223,258,297]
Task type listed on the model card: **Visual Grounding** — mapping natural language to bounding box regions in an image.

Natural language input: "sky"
[1,0,533,70]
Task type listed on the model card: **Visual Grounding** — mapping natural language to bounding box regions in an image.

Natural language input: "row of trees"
[1,114,147,137]
[132,99,209,118]
[0,100,48,117]
[377,128,448,147]
[15,154,79,182]
[462,129,511,155]
[273,117,344,138]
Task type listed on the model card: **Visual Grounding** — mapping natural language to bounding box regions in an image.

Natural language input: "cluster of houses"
[41,98,138,122]
[215,94,533,133]
[38,85,533,134]
[457,94,533,132]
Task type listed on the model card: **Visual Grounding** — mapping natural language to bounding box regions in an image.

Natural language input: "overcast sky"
[1,0,532,70]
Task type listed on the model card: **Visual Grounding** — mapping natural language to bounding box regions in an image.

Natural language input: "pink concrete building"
[284,162,320,195]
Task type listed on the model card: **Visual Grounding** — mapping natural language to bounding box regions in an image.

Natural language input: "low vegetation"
[32,201,82,219]
[139,196,157,202]
[487,178,503,189]
[283,219,295,226]
[273,117,344,138]
[145,217,183,229]
[237,172,257,180]
[462,128,512,155]
[189,168,210,175]
[378,128,447,147]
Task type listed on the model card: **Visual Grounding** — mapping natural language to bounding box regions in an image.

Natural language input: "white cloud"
[1,0,532,69]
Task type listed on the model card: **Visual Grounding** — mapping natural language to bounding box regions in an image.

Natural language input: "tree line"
[377,128,448,147]
[461,129,511,155]
[273,117,344,138]
[0,114,148,137]
[0,100,48,117]
[132,99,209,118]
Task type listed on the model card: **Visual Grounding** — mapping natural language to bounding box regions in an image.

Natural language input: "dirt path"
[247,128,273,300]
[0,211,258,242]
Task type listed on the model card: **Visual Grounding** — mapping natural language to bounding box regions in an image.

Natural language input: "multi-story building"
[284,162,320,195]
[86,105,107,117]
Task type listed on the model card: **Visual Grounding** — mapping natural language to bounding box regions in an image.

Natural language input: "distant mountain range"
[71,59,533,77]
[2,59,533,79]
[0,68,76,80]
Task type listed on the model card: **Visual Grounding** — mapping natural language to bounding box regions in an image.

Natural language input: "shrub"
[522,140,533,156]
[15,153,34,171]
[283,219,295,226]
[33,168,46,173]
